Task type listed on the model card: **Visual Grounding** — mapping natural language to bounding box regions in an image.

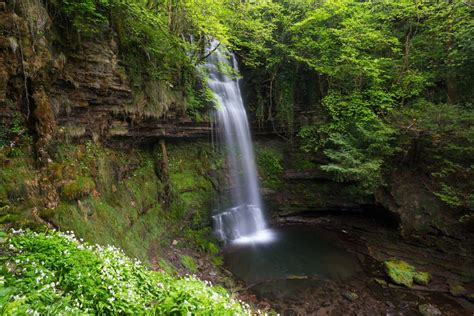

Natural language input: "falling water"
[204,40,273,244]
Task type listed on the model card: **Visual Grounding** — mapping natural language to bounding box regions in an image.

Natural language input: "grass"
[180,255,198,273]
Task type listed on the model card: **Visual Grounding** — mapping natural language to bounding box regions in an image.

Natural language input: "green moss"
[50,146,166,264]
[0,150,35,203]
[50,142,223,266]
[384,259,432,288]
[167,142,218,222]
[62,176,95,200]
[4,141,222,270]
[211,255,224,267]
[183,228,219,254]
[180,255,198,273]
[384,259,416,288]
[449,282,467,297]
[0,147,40,225]
[413,271,431,286]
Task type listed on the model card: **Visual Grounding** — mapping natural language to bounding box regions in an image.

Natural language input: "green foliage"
[390,101,474,213]
[0,103,29,150]
[0,229,249,314]
[320,119,397,194]
[50,0,110,34]
[283,0,474,198]
[0,148,35,206]
[256,145,284,190]
[298,125,325,153]
[110,0,186,82]
[183,228,219,255]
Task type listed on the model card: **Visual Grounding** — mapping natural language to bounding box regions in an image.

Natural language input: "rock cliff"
[0,1,210,161]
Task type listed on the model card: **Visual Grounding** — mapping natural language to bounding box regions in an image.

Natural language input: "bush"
[0,229,250,314]
[320,119,398,195]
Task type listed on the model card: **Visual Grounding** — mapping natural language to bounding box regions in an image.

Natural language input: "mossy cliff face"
[0,1,211,160]
[0,140,221,266]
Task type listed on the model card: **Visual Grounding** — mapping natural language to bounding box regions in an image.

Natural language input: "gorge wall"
[0,1,221,269]
[0,1,210,156]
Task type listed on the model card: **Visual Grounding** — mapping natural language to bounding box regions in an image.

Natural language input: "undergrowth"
[0,229,250,315]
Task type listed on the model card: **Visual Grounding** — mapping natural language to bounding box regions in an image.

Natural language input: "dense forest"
[0,0,473,314]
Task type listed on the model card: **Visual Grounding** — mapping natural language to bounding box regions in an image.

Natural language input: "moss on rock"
[384,259,416,288]
[62,176,96,200]
[413,271,431,286]
[384,259,431,288]
[449,282,467,297]
[466,293,474,302]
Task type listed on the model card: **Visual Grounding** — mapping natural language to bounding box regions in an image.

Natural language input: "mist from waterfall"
[204,40,273,244]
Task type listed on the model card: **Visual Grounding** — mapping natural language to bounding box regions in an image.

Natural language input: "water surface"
[224,226,362,295]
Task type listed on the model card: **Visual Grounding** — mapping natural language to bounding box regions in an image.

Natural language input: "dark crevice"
[276,204,401,230]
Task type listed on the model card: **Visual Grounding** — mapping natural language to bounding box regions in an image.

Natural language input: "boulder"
[418,304,442,316]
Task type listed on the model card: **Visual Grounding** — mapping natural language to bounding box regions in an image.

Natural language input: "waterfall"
[204,40,273,244]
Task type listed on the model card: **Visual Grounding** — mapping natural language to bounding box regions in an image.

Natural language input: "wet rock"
[449,282,467,297]
[418,304,442,316]
[466,293,474,302]
[374,278,387,287]
[287,275,308,280]
[342,291,359,302]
